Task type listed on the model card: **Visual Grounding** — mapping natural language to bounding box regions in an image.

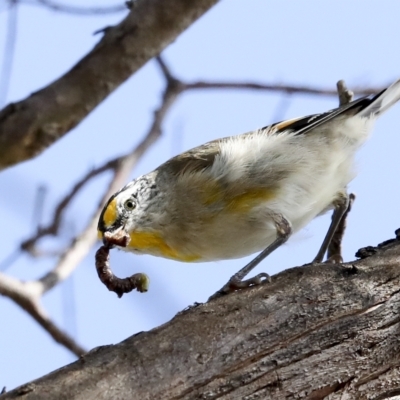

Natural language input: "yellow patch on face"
[103,198,118,228]
[226,188,276,212]
[128,231,200,262]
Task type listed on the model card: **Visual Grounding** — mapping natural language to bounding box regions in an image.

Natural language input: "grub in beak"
[103,226,131,248]
[96,225,149,297]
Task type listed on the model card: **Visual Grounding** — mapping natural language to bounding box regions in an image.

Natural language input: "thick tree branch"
[2,234,400,399]
[0,0,219,169]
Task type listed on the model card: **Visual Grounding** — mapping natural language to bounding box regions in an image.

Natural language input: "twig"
[185,81,385,97]
[20,162,117,255]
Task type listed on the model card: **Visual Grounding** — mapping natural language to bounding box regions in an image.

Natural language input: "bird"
[97,79,400,297]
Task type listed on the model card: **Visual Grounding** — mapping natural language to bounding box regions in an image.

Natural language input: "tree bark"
[0,0,219,170]
[3,236,400,399]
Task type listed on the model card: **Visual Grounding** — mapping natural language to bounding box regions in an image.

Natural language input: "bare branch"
[20,162,116,255]
[185,80,386,97]
[0,272,86,356]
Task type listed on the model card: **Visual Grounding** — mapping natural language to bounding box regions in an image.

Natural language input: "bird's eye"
[124,199,136,211]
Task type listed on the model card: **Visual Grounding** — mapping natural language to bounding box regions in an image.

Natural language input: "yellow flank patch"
[128,231,200,262]
[201,180,276,213]
[103,198,118,227]
[97,230,103,240]
[227,188,275,212]
[201,181,223,205]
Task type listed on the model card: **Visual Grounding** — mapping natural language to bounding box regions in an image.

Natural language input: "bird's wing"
[264,96,371,136]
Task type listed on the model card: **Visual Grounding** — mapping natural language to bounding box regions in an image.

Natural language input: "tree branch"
[185,81,385,97]
[0,272,86,357]
[20,164,114,255]
[2,234,400,399]
[0,0,219,169]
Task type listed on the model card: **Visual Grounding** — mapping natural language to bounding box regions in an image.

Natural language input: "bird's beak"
[101,225,130,248]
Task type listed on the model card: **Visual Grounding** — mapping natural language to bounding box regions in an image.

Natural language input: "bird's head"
[97,173,162,250]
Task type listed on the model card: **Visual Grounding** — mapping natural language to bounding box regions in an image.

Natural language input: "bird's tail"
[358,78,400,118]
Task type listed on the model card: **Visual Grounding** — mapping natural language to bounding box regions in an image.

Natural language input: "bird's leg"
[312,80,354,264]
[325,193,356,263]
[312,191,350,264]
[208,214,292,301]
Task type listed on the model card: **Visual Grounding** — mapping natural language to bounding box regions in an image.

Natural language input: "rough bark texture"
[0,0,219,170]
[3,237,400,399]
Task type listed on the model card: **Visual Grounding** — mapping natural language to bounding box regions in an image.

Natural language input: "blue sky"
[1,0,400,390]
